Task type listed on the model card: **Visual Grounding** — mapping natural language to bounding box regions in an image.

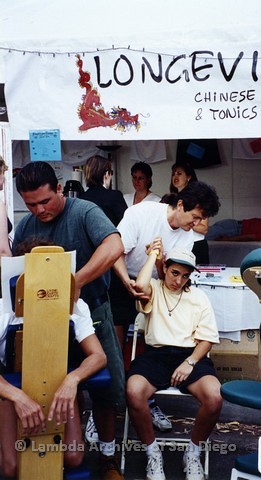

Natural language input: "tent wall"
[12,139,261,228]
[116,139,261,223]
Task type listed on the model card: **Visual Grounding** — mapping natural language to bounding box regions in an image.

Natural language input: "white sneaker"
[150,404,172,432]
[146,450,166,480]
[183,453,205,480]
[85,411,99,443]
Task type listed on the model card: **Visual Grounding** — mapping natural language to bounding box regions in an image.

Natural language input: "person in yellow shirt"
[126,240,222,480]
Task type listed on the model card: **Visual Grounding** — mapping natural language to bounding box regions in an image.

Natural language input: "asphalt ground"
[0,393,259,479]
[83,393,261,480]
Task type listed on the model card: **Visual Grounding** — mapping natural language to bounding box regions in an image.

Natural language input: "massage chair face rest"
[240,248,261,302]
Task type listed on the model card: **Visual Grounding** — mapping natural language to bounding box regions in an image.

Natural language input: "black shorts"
[127,345,217,394]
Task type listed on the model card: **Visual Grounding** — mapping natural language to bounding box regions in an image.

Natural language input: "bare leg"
[126,374,157,445]
[0,398,85,476]
[0,400,18,478]
[63,399,85,468]
[187,375,223,444]
[92,404,116,443]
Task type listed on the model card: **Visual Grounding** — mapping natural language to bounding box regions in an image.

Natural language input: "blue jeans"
[90,300,126,410]
[206,219,241,240]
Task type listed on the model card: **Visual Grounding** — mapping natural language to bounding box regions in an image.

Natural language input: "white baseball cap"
[166,247,200,273]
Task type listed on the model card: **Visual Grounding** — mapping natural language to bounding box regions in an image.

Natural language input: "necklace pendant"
[168,312,172,316]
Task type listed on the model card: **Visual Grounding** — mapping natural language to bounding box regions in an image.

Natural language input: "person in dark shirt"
[80,155,127,226]
[13,161,125,480]
[80,155,130,345]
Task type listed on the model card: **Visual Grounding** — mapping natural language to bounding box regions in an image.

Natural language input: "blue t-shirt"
[13,198,119,303]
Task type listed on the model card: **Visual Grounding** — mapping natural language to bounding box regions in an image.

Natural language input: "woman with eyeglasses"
[162,161,209,236]
[161,161,210,264]
[80,155,127,226]
[124,162,161,207]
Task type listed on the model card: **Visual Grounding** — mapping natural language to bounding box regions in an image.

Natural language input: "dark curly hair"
[13,235,55,256]
[168,181,220,218]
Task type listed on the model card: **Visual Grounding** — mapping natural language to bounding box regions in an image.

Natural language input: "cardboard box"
[124,329,261,381]
[211,329,261,382]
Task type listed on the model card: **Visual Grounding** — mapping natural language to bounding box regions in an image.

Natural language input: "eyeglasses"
[191,214,204,223]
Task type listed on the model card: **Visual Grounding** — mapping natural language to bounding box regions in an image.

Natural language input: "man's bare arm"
[0,200,12,257]
[113,254,129,287]
[75,233,124,293]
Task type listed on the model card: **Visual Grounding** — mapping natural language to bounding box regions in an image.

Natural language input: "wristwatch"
[185,358,196,367]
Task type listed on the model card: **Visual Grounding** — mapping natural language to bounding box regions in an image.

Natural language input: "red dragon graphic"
[76,54,140,133]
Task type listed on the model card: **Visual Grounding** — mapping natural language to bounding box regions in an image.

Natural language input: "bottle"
[63,180,84,198]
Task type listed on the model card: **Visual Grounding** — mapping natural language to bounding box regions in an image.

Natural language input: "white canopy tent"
[1,0,261,140]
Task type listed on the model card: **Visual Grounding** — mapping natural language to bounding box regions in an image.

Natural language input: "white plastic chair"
[121,313,210,478]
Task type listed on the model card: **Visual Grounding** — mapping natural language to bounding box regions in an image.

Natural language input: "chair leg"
[230,468,239,480]
[203,440,210,479]
[230,467,261,480]
[259,437,261,473]
[120,408,130,474]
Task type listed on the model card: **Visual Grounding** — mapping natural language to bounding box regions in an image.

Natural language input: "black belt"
[87,293,108,312]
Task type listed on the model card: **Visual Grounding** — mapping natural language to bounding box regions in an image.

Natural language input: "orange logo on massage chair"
[37,289,47,299]
[37,289,59,299]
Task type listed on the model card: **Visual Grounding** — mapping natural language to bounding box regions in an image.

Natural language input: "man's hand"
[128,279,150,300]
[48,374,78,425]
[145,237,165,279]
[13,391,46,435]
[145,237,163,258]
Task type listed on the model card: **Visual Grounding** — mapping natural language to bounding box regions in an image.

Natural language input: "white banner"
[4,48,261,141]
[1,0,261,140]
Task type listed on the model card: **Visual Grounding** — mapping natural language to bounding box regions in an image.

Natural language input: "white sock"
[146,440,160,457]
[186,440,201,457]
[99,439,115,456]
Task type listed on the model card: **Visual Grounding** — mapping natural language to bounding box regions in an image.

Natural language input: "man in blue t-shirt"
[13,161,125,480]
